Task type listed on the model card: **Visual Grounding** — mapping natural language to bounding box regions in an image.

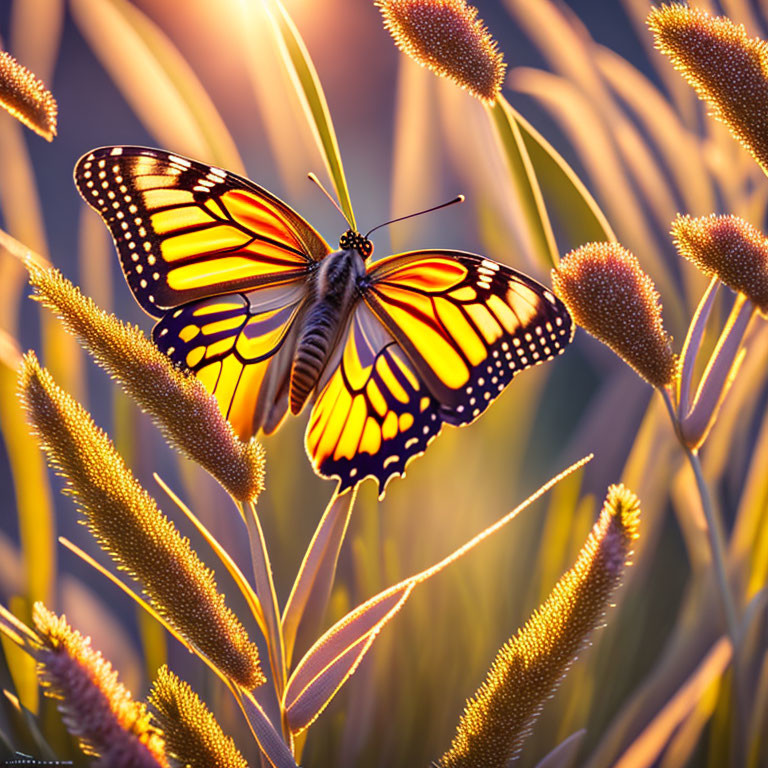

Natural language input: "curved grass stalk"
[510,103,616,246]
[259,0,356,228]
[487,95,559,269]
[282,488,356,668]
[242,500,287,703]
[660,388,739,647]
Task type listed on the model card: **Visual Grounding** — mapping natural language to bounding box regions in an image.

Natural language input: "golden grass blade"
[508,69,647,255]
[488,95,559,269]
[282,489,356,668]
[137,606,167,691]
[106,0,243,172]
[1,597,39,715]
[0,604,38,649]
[612,639,731,768]
[154,473,267,638]
[236,0,322,195]
[284,581,416,734]
[511,105,616,246]
[0,332,55,613]
[731,393,768,593]
[10,0,64,86]
[70,0,241,168]
[283,456,591,734]
[260,0,356,228]
[656,662,724,767]
[676,278,719,421]
[244,500,286,697]
[532,467,587,606]
[436,83,534,269]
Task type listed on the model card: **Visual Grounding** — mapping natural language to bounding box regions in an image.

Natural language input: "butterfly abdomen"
[289,249,365,415]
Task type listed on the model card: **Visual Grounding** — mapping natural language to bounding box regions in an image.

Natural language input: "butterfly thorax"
[289,244,367,415]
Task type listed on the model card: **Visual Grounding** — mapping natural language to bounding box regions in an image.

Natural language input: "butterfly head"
[339,230,374,260]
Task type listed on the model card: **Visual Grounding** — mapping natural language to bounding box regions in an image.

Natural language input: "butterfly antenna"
[308,172,351,229]
[364,195,465,239]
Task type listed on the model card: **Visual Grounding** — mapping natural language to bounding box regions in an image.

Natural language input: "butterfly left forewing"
[74,146,330,316]
[362,250,573,425]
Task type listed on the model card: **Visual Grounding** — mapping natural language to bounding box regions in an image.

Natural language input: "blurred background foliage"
[0,0,767,765]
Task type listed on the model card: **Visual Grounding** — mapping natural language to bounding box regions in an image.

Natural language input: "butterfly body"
[289,236,368,414]
[75,146,574,497]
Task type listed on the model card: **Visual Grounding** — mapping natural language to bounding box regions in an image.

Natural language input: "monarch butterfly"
[74,146,573,497]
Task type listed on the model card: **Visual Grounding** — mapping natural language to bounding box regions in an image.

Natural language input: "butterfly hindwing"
[74,146,330,315]
[363,251,573,425]
[153,281,307,439]
[306,302,444,495]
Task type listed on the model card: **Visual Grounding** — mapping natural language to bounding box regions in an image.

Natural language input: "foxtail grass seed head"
[672,214,768,315]
[19,354,265,690]
[552,243,676,387]
[438,485,640,768]
[648,5,768,175]
[149,666,249,768]
[31,603,168,768]
[377,0,506,103]
[0,49,57,140]
[27,264,264,501]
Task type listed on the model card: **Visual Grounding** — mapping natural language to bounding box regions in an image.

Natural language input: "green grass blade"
[511,102,617,246]
[488,95,560,270]
[260,0,356,229]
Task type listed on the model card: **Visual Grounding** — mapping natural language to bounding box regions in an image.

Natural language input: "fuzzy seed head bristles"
[19,354,265,689]
[672,214,768,315]
[31,603,169,768]
[552,243,676,388]
[648,4,768,175]
[27,264,265,502]
[149,666,249,768]
[438,485,640,768]
[377,0,506,103]
[0,49,57,141]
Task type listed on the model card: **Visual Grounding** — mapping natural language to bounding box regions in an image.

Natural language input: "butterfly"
[74,146,574,497]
